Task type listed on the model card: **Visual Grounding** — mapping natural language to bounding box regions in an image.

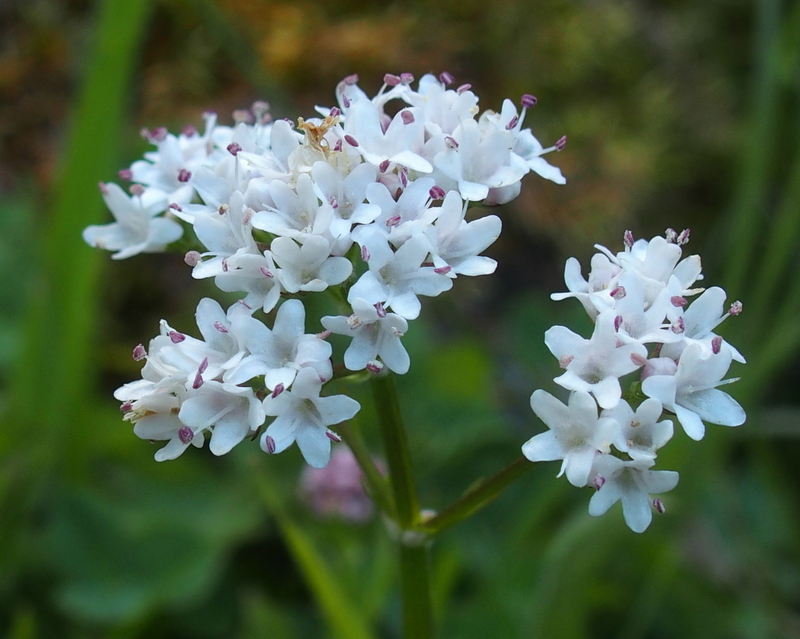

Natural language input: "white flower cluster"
[522,230,746,532]
[89,72,565,467]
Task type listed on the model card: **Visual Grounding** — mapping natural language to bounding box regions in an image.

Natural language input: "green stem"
[337,420,396,518]
[399,543,434,639]
[370,374,434,638]
[422,456,534,536]
[371,374,421,528]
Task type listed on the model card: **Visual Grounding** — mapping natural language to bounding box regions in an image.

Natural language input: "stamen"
[344,135,359,147]
[399,73,414,84]
[169,331,185,343]
[593,475,605,490]
[729,301,743,315]
[555,135,567,151]
[670,296,687,307]
[521,94,537,108]
[374,302,387,318]
[505,114,519,130]
[252,101,270,120]
[118,168,132,181]
[653,498,666,514]
[624,230,634,249]
[366,360,384,373]
[711,336,722,354]
[429,185,445,200]
[326,430,342,442]
[271,383,285,399]
[379,159,390,173]
[233,109,253,124]
[677,228,691,245]
[132,343,147,361]
[384,73,401,86]
[177,169,191,183]
[130,184,145,197]
[343,74,359,85]
[445,136,459,149]
[178,426,195,444]
[213,321,229,333]
[457,84,472,94]
[259,266,274,278]
[439,71,454,86]
[227,142,242,156]
[264,435,276,454]
[610,286,626,300]
[333,139,343,152]
[401,110,415,125]
[614,315,623,331]
[361,245,370,262]
[631,352,648,367]
[434,265,452,275]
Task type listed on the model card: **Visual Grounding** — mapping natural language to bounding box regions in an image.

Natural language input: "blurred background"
[2,0,800,636]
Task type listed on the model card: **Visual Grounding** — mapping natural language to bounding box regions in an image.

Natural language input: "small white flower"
[228,299,332,390]
[523,390,617,487]
[83,183,182,259]
[178,381,265,456]
[349,229,452,319]
[545,311,647,410]
[271,236,352,294]
[602,398,673,462]
[641,342,745,440]
[588,455,679,533]
[262,367,361,468]
[321,298,410,374]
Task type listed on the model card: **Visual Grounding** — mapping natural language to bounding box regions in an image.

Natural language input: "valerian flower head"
[525,230,745,531]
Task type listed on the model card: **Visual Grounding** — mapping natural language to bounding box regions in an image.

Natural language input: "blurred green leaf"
[43,466,260,623]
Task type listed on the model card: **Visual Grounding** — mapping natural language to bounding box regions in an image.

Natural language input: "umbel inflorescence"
[85,72,746,533]
[86,72,566,467]
[524,230,746,531]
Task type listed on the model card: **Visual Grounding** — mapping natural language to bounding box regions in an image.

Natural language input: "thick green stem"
[371,374,421,528]
[370,374,434,638]
[422,456,534,536]
[399,543,434,639]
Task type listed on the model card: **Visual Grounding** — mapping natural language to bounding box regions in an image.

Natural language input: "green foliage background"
[1,0,800,636]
